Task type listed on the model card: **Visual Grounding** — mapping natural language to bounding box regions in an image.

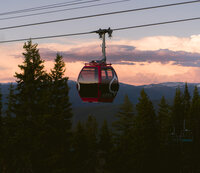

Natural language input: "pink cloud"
[2,34,200,85]
[37,44,200,67]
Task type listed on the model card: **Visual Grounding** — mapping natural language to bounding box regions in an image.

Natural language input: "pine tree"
[190,86,200,143]
[12,40,47,172]
[31,53,73,173]
[5,83,15,117]
[85,115,99,173]
[1,83,17,173]
[0,85,3,172]
[134,89,159,173]
[183,83,191,130]
[0,86,2,131]
[49,53,72,128]
[72,121,89,173]
[0,85,2,117]
[158,96,171,146]
[171,87,184,137]
[36,53,73,173]
[99,120,113,154]
[157,96,172,173]
[72,116,99,173]
[190,86,200,172]
[111,95,135,173]
[99,120,113,172]
[113,95,134,135]
[14,40,47,118]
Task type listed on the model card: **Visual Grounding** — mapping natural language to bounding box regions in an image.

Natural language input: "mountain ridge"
[1,81,199,125]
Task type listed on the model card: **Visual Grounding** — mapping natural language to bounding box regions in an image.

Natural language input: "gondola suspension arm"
[95,28,113,63]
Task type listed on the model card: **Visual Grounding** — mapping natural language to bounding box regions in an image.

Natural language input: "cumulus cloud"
[3,34,200,85]
[115,66,200,86]
[11,34,200,67]
[114,34,200,53]
[38,44,200,67]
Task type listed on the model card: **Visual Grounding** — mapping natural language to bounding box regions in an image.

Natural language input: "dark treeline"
[0,41,200,173]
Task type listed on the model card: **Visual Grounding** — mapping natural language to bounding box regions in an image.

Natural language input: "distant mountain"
[69,81,198,106]
[65,81,200,125]
[1,81,199,125]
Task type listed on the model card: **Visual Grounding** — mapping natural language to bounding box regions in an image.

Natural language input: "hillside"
[1,81,199,125]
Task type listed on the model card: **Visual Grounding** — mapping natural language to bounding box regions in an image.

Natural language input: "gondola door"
[77,66,99,102]
[99,66,119,102]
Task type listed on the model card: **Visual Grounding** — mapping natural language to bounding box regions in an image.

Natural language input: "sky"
[0,0,200,85]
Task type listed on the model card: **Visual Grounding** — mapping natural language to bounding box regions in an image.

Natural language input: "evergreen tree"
[99,120,113,154]
[158,96,171,146]
[113,95,134,135]
[72,121,89,173]
[32,53,73,173]
[2,83,16,172]
[49,53,72,128]
[12,40,47,172]
[134,89,159,173]
[190,86,200,143]
[0,85,2,117]
[111,95,135,173]
[157,96,173,173]
[72,115,98,173]
[98,120,113,173]
[171,87,184,137]
[5,83,15,117]
[85,115,99,173]
[190,86,200,172]
[183,83,191,130]
[0,86,3,172]
[14,40,47,118]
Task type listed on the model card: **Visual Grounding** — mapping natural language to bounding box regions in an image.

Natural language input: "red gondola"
[77,28,119,103]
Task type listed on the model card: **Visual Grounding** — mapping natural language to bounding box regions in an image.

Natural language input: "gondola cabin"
[77,61,119,103]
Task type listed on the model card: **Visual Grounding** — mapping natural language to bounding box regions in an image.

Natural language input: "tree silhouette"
[190,86,200,172]
[12,40,48,172]
[0,86,3,172]
[171,87,184,137]
[183,83,191,130]
[158,96,171,146]
[157,96,173,173]
[113,95,135,135]
[99,120,113,172]
[72,121,89,173]
[37,53,73,173]
[111,95,135,173]
[134,89,159,173]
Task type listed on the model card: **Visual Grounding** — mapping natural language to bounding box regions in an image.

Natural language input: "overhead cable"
[0,0,130,21]
[0,0,199,31]
[1,16,200,43]
[0,0,100,16]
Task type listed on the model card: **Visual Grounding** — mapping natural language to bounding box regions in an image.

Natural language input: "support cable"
[0,0,100,16]
[0,17,200,43]
[0,0,130,21]
[0,0,199,31]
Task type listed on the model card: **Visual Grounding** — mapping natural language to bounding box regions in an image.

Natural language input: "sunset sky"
[0,0,200,85]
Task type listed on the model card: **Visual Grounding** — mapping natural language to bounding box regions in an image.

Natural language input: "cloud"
[10,34,200,68]
[114,66,200,86]
[3,34,200,85]
[115,34,200,53]
[0,44,23,83]
[0,34,5,40]
[38,44,200,67]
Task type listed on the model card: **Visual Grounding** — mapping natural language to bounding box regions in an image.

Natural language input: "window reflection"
[101,68,114,82]
[78,67,98,83]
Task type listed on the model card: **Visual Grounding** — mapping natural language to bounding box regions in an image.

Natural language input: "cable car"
[77,28,119,103]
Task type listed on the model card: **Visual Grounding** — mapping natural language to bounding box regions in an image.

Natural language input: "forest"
[0,40,200,173]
